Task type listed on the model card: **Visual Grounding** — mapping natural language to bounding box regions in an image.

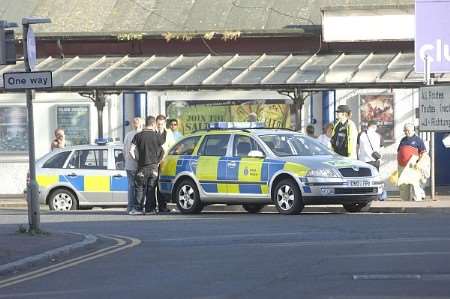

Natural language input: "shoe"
[143,209,156,215]
[170,208,178,213]
[158,207,171,213]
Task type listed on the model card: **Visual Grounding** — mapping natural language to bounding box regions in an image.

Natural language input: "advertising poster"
[0,106,28,152]
[166,100,290,135]
[56,105,90,146]
[360,94,394,143]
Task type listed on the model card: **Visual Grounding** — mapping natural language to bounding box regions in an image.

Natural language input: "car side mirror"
[248,150,265,158]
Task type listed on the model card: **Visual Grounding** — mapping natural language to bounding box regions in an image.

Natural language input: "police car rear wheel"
[242,204,265,213]
[49,189,78,211]
[274,179,303,215]
[175,180,203,214]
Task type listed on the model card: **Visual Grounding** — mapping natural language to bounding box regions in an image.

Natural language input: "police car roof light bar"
[95,137,113,145]
[207,122,266,130]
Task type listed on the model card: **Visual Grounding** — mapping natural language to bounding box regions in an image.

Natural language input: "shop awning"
[0,52,444,92]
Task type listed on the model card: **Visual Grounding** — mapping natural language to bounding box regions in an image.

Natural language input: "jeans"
[135,165,159,212]
[126,170,138,211]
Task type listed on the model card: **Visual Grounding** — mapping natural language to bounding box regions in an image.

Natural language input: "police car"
[159,122,384,215]
[36,140,127,211]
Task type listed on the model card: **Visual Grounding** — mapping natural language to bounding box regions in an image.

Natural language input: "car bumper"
[300,177,383,204]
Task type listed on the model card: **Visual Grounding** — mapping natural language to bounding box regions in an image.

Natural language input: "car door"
[227,134,268,196]
[65,148,112,204]
[159,135,202,194]
[195,134,231,195]
[111,148,128,204]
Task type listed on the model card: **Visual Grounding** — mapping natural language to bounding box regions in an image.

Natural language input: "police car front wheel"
[48,188,78,211]
[274,179,304,215]
[175,179,203,214]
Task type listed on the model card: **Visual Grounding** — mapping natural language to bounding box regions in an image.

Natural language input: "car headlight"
[306,168,339,178]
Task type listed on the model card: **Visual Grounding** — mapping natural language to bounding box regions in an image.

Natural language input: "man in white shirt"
[123,117,143,213]
[357,120,383,170]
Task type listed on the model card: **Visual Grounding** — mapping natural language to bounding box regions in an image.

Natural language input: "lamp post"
[23,17,51,232]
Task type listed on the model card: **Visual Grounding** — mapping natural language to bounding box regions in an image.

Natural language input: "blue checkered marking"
[60,175,84,191]
[176,155,199,175]
[201,183,217,193]
[261,159,285,181]
[239,184,261,194]
[110,176,128,191]
[302,186,312,193]
[160,182,173,192]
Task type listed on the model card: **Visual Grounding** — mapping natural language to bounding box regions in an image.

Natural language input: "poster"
[360,94,394,143]
[0,106,28,152]
[56,105,90,146]
[166,100,290,135]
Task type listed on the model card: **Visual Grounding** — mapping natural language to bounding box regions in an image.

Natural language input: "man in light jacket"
[123,117,142,214]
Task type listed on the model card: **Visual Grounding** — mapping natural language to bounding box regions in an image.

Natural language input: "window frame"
[232,134,265,157]
[168,135,202,156]
[66,148,109,170]
[197,134,231,157]
[42,151,72,169]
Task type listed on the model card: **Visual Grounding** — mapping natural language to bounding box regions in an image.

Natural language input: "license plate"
[350,180,370,187]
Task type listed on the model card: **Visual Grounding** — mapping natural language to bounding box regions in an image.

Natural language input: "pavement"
[1,193,450,277]
[0,220,97,276]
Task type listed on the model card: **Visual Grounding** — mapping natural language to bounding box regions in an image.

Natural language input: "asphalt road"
[1,209,450,299]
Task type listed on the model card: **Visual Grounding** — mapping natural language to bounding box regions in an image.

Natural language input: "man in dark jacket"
[129,116,166,214]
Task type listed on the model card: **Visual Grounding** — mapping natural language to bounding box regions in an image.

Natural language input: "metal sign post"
[22,17,51,232]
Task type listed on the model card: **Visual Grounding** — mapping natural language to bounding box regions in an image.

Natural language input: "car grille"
[335,188,377,194]
[338,167,372,177]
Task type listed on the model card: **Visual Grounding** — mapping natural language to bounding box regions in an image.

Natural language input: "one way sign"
[3,71,52,90]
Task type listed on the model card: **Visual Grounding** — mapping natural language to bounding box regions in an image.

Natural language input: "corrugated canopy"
[0,52,437,92]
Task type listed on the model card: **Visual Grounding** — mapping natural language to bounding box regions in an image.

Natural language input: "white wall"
[323,8,414,42]
[0,92,112,194]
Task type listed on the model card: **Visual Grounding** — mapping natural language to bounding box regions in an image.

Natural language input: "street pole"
[23,22,40,231]
[22,17,51,231]
[424,55,436,201]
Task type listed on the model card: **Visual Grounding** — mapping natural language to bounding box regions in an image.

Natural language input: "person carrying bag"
[357,120,383,170]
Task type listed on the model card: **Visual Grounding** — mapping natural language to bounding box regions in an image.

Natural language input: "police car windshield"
[260,134,332,157]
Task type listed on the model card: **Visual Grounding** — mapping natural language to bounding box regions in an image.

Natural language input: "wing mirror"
[248,150,265,158]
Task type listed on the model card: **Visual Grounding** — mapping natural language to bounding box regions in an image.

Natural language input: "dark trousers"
[135,165,159,212]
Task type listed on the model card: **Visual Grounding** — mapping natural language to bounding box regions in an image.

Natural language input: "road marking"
[353,274,450,281]
[353,274,422,280]
[0,234,141,289]
[333,251,450,258]
[261,237,450,248]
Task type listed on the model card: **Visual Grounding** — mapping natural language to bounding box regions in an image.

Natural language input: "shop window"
[0,106,28,153]
[56,105,90,146]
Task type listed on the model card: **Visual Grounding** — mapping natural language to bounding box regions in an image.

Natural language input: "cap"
[367,120,378,126]
[336,104,351,113]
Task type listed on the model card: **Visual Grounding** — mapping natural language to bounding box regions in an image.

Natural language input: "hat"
[367,120,377,126]
[336,105,351,113]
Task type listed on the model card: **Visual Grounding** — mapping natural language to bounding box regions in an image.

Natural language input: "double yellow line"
[0,234,141,289]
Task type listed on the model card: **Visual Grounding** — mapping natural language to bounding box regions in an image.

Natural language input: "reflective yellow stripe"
[160,156,178,177]
[196,156,219,181]
[217,183,228,193]
[36,175,58,188]
[228,184,240,193]
[238,158,262,182]
[84,176,110,192]
[283,162,309,176]
[261,185,269,194]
